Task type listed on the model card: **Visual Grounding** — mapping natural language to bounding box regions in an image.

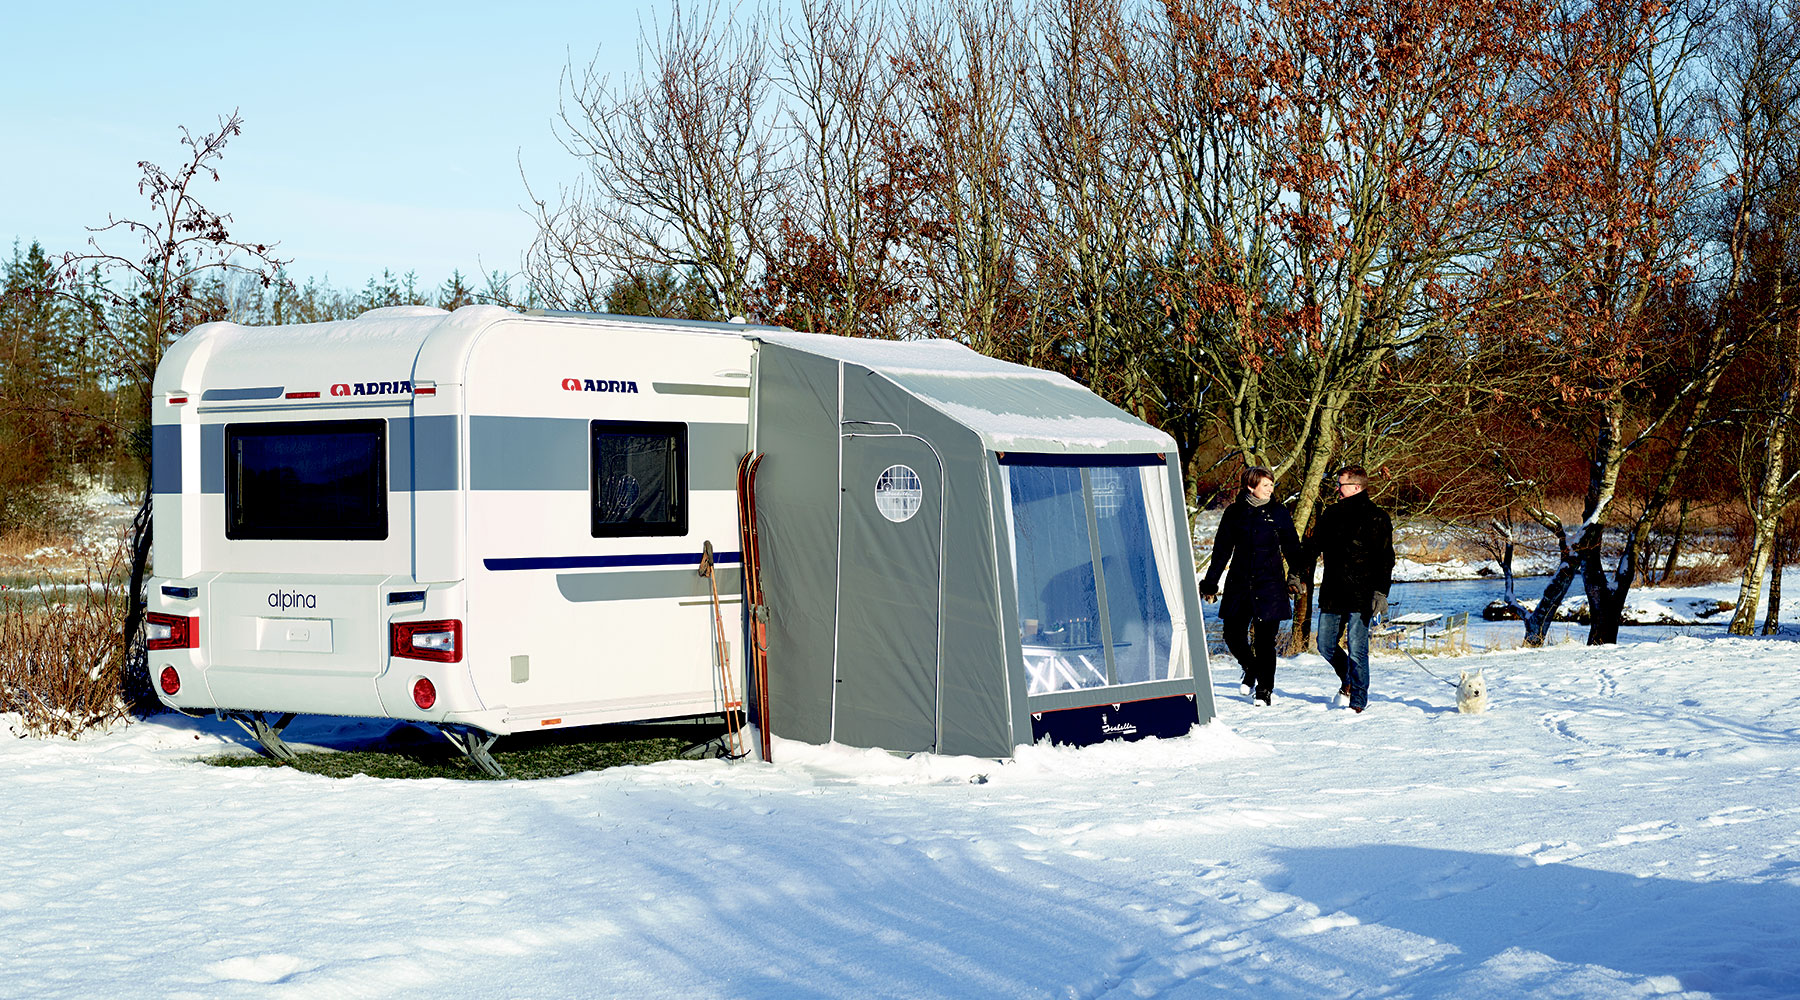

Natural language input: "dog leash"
[1397,644,1462,688]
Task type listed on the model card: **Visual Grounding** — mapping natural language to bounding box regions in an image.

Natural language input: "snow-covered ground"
[6,571,1800,999]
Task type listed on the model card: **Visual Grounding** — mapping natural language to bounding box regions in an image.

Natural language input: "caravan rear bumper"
[147,574,484,725]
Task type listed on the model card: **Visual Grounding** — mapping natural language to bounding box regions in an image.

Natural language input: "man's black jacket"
[1300,491,1395,616]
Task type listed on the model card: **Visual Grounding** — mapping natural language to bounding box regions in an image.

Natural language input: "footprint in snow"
[1704,805,1769,826]
[205,954,317,984]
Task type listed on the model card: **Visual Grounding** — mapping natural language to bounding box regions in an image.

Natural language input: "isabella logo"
[562,378,640,394]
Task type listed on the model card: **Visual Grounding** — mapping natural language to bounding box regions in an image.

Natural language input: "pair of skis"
[736,453,773,763]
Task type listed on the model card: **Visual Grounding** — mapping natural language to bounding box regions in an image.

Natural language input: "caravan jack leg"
[223,711,300,762]
[436,724,506,778]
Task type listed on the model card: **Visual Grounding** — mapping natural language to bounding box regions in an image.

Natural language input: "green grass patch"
[203,723,718,780]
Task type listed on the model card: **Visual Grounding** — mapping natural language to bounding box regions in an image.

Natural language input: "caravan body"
[147,305,761,737]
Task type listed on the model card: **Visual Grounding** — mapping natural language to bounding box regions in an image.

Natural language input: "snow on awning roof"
[751,330,1175,455]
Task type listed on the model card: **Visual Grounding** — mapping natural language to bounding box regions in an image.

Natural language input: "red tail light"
[159,666,181,695]
[392,619,462,663]
[412,677,437,709]
[146,612,197,650]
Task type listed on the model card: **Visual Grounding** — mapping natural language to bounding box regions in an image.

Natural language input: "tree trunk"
[1659,495,1690,583]
[1732,407,1790,634]
[1732,519,1779,635]
[121,487,155,712]
[1521,554,1579,647]
[1582,521,1635,647]
[1763,531,1785,636]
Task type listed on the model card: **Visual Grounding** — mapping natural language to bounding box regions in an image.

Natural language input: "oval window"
[874,465,924,522]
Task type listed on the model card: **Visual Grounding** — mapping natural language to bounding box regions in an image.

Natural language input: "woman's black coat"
[1201,497,1301,622]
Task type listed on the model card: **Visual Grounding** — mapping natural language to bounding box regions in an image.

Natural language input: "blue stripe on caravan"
[996,451,1166,468]
[484,551,743,572]
[151,425,181,494]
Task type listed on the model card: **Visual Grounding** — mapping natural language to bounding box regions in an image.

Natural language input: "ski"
[736,452,772,763]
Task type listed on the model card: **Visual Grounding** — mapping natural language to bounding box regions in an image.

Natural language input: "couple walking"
[1199,465,1394,712]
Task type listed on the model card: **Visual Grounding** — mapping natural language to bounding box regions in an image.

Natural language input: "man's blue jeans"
[1317,611,1370,711]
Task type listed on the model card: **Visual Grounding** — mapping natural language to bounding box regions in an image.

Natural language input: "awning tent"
[748,332,1214,758]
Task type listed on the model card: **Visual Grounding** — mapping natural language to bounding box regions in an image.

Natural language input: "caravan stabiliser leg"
[436,724,506,778]
[223,711,300,763]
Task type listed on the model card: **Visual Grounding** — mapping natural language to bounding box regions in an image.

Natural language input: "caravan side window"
[226,419,388,540]
[590,420,687,537]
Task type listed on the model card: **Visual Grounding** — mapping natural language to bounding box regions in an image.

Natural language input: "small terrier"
[1456,669,1489,715]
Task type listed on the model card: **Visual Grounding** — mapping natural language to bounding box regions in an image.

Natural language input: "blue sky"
[3,1,648,291]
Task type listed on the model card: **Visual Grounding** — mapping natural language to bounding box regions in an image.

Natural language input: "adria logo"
[330,380,412,396]
[563,378,641,394]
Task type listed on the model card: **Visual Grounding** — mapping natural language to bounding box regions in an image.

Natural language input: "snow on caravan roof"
[153,305,517,398]
[751,329,1175,455]
[155,306,772,398]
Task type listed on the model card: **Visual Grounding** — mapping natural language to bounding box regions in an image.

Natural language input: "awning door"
[832,432,944,753]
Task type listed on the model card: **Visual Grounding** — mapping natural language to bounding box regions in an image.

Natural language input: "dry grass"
[0,536,132,738]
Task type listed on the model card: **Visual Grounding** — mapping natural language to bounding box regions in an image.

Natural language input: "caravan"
[147,305,1213,771]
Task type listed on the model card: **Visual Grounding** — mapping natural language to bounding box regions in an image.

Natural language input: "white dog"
[1456,669,1489,715]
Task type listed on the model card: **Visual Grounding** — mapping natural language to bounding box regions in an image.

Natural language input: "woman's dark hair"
[1241,466,1274,490]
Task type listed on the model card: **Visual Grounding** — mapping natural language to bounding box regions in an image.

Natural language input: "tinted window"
[226,420,387,540]
[592,420,686,537]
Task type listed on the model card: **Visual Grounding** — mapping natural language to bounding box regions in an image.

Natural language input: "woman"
[1199,466,1301,706]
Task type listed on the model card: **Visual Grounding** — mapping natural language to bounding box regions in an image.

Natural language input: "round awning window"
[874,465,924,522]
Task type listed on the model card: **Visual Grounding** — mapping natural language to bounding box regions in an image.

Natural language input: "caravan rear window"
[226,419,387,540]
[591,420,687,537]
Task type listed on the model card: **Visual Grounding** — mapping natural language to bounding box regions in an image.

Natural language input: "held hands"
[1200,585,1219,603]
[1286,574,1305,596]
[1372,592,1389,617]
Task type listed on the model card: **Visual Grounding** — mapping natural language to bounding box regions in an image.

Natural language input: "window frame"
[224,418,389,541]
[589,419,689,538]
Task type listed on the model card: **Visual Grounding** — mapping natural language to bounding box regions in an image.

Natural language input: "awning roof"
[751,331,1176,455]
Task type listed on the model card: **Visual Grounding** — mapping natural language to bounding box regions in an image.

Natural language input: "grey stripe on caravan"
[652,382,751,398]
[556,567,744,603]
[201,424,225,494]
[201,386,283,401]
[469,417,746,492]
[197,416,461,495]
[397,415,460,492]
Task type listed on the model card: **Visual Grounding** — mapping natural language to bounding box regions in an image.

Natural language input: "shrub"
[0,539,131,738]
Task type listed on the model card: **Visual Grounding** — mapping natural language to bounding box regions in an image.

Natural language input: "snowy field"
[6,572,1800,998]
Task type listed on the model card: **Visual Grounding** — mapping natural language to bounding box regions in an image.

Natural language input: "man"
[1294,465,1394,713]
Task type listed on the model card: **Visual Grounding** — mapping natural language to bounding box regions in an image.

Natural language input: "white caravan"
[147,306,762,772]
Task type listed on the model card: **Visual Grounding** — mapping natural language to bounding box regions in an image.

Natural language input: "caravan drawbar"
[147,305,1213,770]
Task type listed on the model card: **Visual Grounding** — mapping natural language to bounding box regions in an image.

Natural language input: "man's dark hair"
[1336,465,1369,488]
[1241,466,1274,490]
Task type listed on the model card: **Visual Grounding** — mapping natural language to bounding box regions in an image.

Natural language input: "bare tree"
[1016,0,1163,384]
[526,0,781,317]
[1723,0,1800,631]
[752,0,920,337]
[1494,0,1792,644]
[58,111,287,691]
[892,0,1033,357]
